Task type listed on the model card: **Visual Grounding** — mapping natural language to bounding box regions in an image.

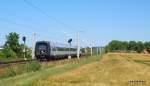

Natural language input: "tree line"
[106,40,150,53]
[0,32,31,59]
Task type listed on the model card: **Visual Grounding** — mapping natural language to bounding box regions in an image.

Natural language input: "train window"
[38,43,47,50]
[56,47,65,51]
[56,47,77,51]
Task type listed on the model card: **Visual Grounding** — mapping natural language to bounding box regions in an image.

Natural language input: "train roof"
[36,41,50,44]
[36,41,76,48]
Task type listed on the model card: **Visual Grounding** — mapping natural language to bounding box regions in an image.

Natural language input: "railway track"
[0,55,87,68]
[0,59,36,68]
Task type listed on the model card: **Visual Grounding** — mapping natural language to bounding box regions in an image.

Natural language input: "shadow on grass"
[134,60,150,66]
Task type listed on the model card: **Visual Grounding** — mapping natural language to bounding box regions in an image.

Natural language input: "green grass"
[0,55,103,86]
[0,61,41,79]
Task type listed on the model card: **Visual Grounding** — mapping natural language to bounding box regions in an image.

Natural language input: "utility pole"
[91,47,93,56]
[90,41,93,56]
[97,47,99,54]
[99,47,101,54]
[84,47,87,54]
[32,33,36,59]
[77,32,80,59]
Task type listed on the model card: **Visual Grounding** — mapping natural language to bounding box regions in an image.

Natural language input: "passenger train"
[35,41,80,60]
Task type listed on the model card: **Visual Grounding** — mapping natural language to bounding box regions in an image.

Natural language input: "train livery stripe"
[51,51,77,56]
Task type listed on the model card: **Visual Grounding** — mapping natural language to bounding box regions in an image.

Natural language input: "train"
[35,41,80,60]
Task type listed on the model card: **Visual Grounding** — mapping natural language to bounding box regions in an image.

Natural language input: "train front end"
[35,41,50,60]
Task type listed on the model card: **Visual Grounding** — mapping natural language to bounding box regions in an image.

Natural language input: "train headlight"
[40,50,47,55]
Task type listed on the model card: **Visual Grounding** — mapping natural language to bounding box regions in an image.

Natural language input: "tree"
[4,32,23,58]
[144,42,150,53]
[0,50,3,58]
[0,32,32,59]
[1,46,17,58]
[106,40,150,54]
[106,40,127,52]
[128,41,137,51]
[136,41,144,53]
[121,41,128,51]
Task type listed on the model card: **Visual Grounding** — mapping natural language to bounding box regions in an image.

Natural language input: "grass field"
[0,54,102,86]
[1,53,150,86]
[31,53,150,86]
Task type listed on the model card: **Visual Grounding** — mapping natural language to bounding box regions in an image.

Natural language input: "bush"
[1,61,41,79]
[1,46,17,58]
[26,61,41,72]
[0,51,3,58]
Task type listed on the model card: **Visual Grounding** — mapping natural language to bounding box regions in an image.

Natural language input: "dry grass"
[31,53,150,86]
[0,55,102,86]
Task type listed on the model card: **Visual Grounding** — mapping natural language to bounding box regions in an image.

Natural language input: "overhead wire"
[23,0,89,47]
[23,0,78,32]
[0,17,36,33]
[0,0,85,47]
[0,17,59,41]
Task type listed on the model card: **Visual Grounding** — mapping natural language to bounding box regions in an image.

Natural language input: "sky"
[0,0,150,47]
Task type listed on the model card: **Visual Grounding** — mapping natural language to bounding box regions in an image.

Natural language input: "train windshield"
[38,43,47,51]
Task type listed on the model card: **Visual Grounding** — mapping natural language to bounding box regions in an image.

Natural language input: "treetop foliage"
[0,32,31,58]
[106,40,150,53]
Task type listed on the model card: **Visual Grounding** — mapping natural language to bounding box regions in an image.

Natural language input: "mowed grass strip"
[31,53,150,86]
[0,55,102,86]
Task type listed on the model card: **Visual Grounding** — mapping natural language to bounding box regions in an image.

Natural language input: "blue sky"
[0,0,150,47]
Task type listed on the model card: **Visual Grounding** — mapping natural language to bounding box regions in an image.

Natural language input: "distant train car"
[35,41,78,60]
